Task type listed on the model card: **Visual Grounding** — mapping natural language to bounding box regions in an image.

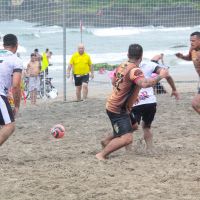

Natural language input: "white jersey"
[0,49,23,96]
[134,61,160,106]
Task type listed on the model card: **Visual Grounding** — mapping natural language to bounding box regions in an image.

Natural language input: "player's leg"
[29,77,35,104]
[0,123,15,145]
[141,103,157,151]
[192,93,200,114]
[125,108,140,151]
[33,88,37,104]
[30,90,34,104]
[96,111,133,160]
[96,133,133,160]
[82,74,89,100]
[74,75,82,101]
[76,86,82,101]
[101,134,114,148]
[0,95,15,145]
[142,122,153,151]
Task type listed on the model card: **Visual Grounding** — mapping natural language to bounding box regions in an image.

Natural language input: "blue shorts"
[106,110,133,137]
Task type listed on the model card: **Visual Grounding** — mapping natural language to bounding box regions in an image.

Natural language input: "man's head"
[3,34,18,53]
[190,32,200,50]
[128,44,143,61]
[78,43,85,55]
[30,53,36,62]
[34,48,39,53]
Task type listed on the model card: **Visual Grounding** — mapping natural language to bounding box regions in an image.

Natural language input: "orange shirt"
[106,61,144,114]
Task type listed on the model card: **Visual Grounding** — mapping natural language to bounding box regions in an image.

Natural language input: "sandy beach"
[0,80,200,200]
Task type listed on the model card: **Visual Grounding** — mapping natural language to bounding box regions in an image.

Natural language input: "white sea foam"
[89,26,200,37]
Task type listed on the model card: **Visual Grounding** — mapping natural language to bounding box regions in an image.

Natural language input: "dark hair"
[191,32,200,38]
[128,44,143,60]
[34,48,39,52]
[31,53,36,57]
[3,34,18,47]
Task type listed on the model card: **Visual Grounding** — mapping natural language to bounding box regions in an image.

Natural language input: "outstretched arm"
[135,68,168,88]
[175,52,191,61]
[135,75,163,88]
[155,66,180,100]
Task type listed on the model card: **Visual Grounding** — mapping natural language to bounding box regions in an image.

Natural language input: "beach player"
[26,53,41,105]
[96,44,169,160]
[175,31,200,114]
[67,44,94,101]
[151,53,167,94]
[0,34,23,145]
[129,60,180,153]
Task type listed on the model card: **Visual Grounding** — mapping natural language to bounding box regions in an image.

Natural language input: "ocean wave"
[0,42,27,53]
[49,49,189,66]
[89,26,200,37]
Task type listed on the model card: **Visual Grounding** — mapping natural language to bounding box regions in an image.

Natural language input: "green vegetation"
[93,63,118,71]
[1,0,199,27]
[65,0,198,13]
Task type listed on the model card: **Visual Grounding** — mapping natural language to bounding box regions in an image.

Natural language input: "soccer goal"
[0,0,200,97]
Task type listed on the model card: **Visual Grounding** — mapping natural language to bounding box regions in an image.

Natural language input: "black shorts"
[151,60,159,64]
[198,87,200,94]
[106,110,133,137]
[130,103,157,127]
[74,74,89,86]
[0,95,14,125]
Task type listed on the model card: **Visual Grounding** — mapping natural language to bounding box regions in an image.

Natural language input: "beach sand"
[0,82,200,200]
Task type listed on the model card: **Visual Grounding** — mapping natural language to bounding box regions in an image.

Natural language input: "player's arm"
[25,63,31,76]
[89,64,94,79]
[165,75,180,100]
[155,66,180,100]
[67,55,74,78]
[175,50,192,61]
[134,68,169,88]
[38,61,41,71]
[12,71,22,114]
[88,56,94,78]
[160,53,165,65]
[66,64,72,78]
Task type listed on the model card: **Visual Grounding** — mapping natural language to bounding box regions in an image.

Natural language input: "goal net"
[0,0,200,97]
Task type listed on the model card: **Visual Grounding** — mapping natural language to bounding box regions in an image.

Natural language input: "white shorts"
[29,76,40,92]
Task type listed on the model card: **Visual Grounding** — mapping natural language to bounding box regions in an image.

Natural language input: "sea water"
[0,19,199,90]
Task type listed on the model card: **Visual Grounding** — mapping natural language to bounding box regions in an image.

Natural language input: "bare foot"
[146,148,157,155]
[125,144,132,152]
[95,153,106,161]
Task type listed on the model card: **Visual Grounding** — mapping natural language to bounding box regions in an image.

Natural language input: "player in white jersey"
[0,34,23,145]
[129,60,180,153]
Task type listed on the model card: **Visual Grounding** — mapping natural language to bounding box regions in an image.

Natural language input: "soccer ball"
[50,124,65,138]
